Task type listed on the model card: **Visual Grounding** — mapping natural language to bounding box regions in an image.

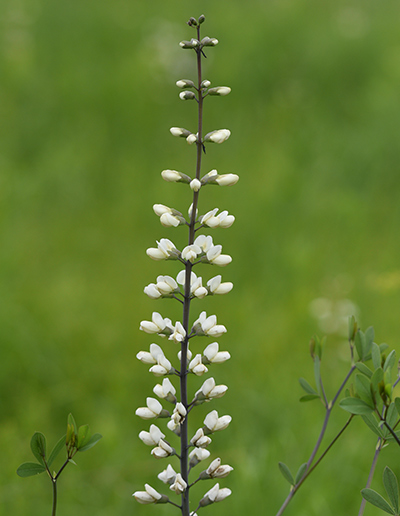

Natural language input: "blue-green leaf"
[299,394,320,402]
[383,467,399,514]
[30,432,46,466]
[355,374,374,408]
[355,330,365,361]
[295,463,308,484]
[47,435,66,468]
[299,377,318,396]
[361,488,395,515]
[371,342,381,370]
[355,362,373,378]
[278,462,294,485]
[361,414,384,438]
[339,397,374,415]
[384,350,397,374]
[78,433,102,452]
[17,462,46,478]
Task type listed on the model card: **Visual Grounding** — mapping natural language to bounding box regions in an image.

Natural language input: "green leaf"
[383,467,399,514]
[77,424,91,450]
[386,403,398,429]
[355,374,374,408]
[339,397,374,415]
[384,350,397,373]
[295,463,308,484]
[355,362,373,378]
[30,432,46,466]
[47,435,66,468]
[355,330,365,361]
[364,326,375,357]
[361,488,395,514]
[394,398,400,418]
[299,394,320,402]
[348,315,357,341]
[299,377,318,396]
[371,368,384,404]
[314,356,321,395]
[361,414,384,438]
[17,462,46,477]
[78,433,102,452]
[278,462,294,485]
[372,342,382,370]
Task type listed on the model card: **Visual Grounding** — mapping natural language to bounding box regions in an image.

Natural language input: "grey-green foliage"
[362,467,400,515]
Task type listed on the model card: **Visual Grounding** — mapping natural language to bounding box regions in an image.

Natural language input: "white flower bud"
[176,79,195,89]
[179,91,196,101]
[160,213,181,227]
[215,173,239,186]
[149,354,173,376]
[186,133,198,145]
[179,38,200,49]
[190,178,202,191]
[170,127,191,138]
[200,169,219,184]
[207,87,231,96]
[140,312,173,336]
[194,234,214,252]
[204,458,233,479]
[168,321,186,344]
[181,245,201,263]
[161,169,191,183]
[204,129,231,144]
[146,239,179,261]
[201,79,211,88]
[196,377,228,400]
[201,37,218,47]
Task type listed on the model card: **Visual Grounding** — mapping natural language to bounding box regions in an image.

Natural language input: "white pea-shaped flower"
[200,208,235,228]
[215,173,239,186]
[189,354,208,376]
[171,402,187,426]
[199,483,232,506]
[136,398,166,420]
[193,311,227,337]
[136,343,164,365]
[153,204,185,227]
[158,464,177,485]
[206,245,232,266]
[191,276,208,299]
[190,428,212,448]
[146,238,180,261]
[170,473,187,495]
[204,458,233,479]
[187,133,198,145]
[194,234,214,252]
[189,447,211,467]
[169,321,186,344]
[133,484,167,504]
[196,377,228,401]
[207,275,233,295]
[140,312,173,336]
[181,244,202,263]
[149,354,173,376]
[144,283,162,299]
[139,425,165,447]
[203,410,232,433]
[203,342,231,364]
[153,378,176,403]
[151,439,174,459]
[155,275,178,295]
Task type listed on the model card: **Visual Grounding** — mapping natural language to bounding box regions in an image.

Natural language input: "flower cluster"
[134,16,235,515]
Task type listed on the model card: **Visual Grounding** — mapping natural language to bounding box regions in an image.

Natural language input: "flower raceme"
[135,15,234,515]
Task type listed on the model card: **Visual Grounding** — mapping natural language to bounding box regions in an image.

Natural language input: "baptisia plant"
[134,15,236,516]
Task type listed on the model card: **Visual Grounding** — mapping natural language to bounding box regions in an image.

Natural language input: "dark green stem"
[180,23,204,516]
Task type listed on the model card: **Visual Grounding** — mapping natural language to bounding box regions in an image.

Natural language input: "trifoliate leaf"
[339,397,374,415]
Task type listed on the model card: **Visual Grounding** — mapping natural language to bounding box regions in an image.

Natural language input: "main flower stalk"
[134,15,236,516]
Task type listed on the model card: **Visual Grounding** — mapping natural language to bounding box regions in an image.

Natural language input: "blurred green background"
[2,0,400,514]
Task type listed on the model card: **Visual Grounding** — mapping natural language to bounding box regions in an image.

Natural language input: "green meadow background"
[2,0,400,514]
